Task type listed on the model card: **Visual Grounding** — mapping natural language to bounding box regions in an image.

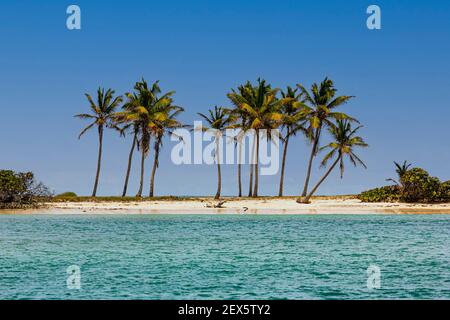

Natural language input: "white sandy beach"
[5,198,449,214]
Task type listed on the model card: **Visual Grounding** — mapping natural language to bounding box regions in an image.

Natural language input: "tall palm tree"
[278,86,308,196]
[298,78,356,197]
[198,106,236,199]
[149,99,184,197]
[117,79,161,197]
[386,160,412,187]
[75,88,123,197]
[298,120,368,204]
[227,79,284,197]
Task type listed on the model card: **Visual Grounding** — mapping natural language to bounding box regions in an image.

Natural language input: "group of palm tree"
[75,79,184,198]
[76,77,368,203]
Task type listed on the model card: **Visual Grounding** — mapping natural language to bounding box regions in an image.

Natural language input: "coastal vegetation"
[113,79,184,198]
[0,170,51,209]
[75,88,123,197]
[198,106,237,199]
[56,191,78,198]
[74,77,367,202]
[298,120,368,203]
[358,163,450,203]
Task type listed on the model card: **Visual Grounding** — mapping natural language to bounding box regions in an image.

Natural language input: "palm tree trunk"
[252,130,260,198]
[298,156,340,204]
[237,141,242,197]
[92,125,103,197]
[136,136,149,198]
[149,137,161,198]
[301,129,320,196]
[278,133,290,197]
[122,132,137,197]
[136,148,145,197]
[248,135,256,197]
[215,138,221,199]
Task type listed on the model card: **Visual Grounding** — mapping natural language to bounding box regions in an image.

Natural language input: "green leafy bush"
[399,168,441,203]
[359,167,450,203]
[437,180,450,202]
[0,170,51,208]
[358,185,400,203]
[56,192,78,198]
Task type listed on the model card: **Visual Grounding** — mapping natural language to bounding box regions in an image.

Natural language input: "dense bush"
[359,168,450,203]
[399,168,441,203]
[358,185,400,203]
[437,181,450,202]
[0,170,52,208]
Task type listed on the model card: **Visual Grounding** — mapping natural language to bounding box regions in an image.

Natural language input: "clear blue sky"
[1,0,449,196]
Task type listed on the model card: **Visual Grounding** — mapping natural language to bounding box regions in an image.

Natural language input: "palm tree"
[117,79,161,197]
[298,78,356,197]
[75,88,123,197]
[297,120,368,204]
[227,79,284,197]
[278,86,308,196]
[198,106,236,199]
[149,98,184,197]
[386,160,412,187]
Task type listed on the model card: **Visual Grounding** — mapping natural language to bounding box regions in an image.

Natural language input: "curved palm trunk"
[301,128,321,197]
[237,141,242,197]
[298,156,340,204]
[248,135,256,197]
[215,138,221,199]
[278,133,290,197]
[122,132,137,197]
[92,125,103,197]
[252,130,260,198]
[149,136,162,197]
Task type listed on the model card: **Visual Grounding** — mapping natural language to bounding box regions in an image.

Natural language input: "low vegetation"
[56,192,78,198]
[0,170,52,209]
[359,162,450,203]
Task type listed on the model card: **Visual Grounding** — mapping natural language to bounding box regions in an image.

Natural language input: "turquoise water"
[0,214,449,300]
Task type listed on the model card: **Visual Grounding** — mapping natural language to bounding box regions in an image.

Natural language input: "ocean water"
[0,214,449,300]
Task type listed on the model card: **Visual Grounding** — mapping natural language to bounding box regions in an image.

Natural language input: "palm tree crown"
[75,88,123,138]
[387,160,412,186]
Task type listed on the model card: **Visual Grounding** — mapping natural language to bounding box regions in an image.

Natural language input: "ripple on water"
[0,214,449,299]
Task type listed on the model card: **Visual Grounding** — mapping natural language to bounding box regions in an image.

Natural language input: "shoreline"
[2,198,450,214]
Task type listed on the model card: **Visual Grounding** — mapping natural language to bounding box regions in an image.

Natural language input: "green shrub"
[56,192,78,198]
[399,168,441,203]
[437,180,450,202]
[0,170,51,208]
[358,185,401,202]
[359,167,450,203]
